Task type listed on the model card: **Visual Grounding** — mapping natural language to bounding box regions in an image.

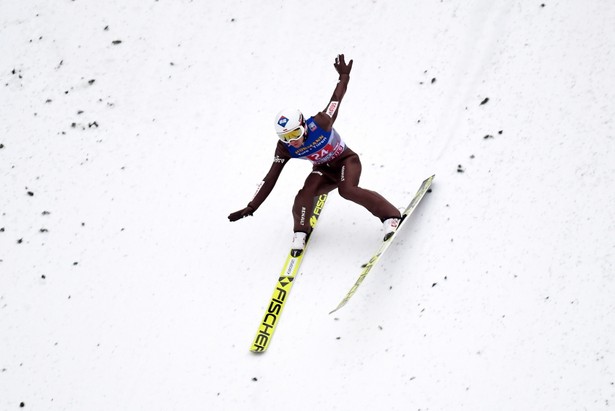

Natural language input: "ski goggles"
[277,126,305,143]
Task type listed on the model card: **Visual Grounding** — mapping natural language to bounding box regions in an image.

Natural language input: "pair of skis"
[249,175,435,353]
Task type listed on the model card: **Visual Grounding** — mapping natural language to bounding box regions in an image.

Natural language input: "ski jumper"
[248,116,400,233]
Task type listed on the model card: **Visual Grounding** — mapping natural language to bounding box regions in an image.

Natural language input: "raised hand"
[334,54,353,76]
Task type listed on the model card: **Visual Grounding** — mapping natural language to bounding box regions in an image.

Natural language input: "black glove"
[228,206,254,222]
[334,54,353,76]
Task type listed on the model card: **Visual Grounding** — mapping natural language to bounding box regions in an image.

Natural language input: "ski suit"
[248,115,399,233]
[229,56,400,232]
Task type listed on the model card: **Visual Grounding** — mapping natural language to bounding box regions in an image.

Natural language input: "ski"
[329,175,435,314]
[250,194,328,353]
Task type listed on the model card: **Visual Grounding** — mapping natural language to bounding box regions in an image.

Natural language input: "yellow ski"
[250,194,328,353]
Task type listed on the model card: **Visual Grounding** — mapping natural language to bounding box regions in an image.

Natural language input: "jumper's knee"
[295,188,311,204]
[338,186,358,201]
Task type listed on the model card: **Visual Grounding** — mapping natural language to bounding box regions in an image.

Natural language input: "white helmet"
[274,108,306,142]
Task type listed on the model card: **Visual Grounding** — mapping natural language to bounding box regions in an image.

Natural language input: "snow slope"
[1,0,614,410]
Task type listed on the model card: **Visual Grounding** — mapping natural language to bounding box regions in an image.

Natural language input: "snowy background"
[1,0,614,410]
